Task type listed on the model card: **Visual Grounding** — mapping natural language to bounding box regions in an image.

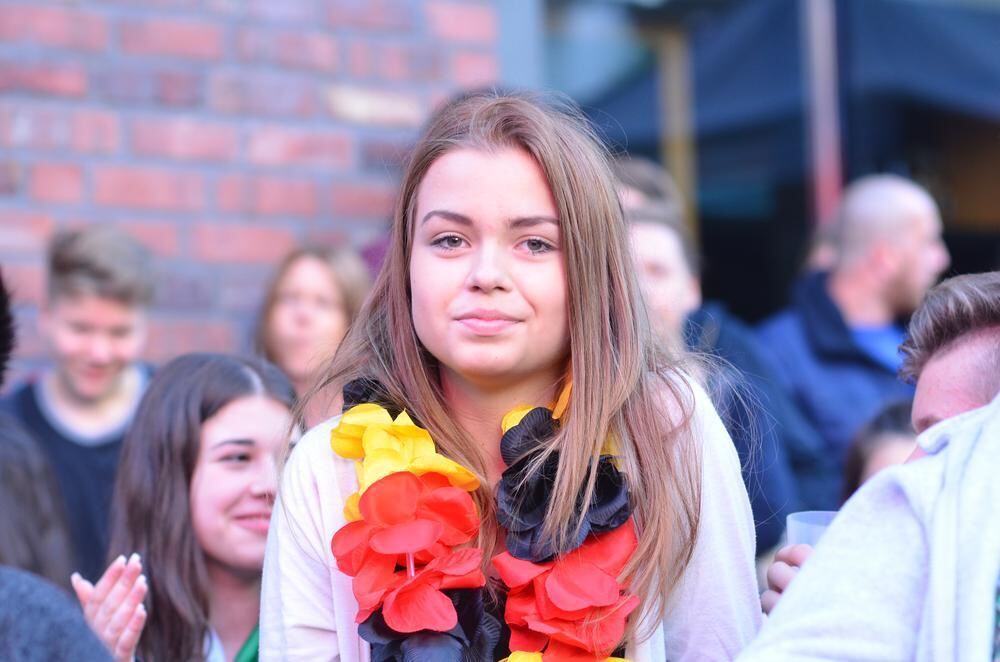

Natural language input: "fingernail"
[116,554,126,565]
[128,552,141,565]
[70,572,80,584]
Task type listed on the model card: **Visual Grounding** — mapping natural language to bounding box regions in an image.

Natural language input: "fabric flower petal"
[544,561,620,611]
[410,454,480,491]
[332,404,394,458]
[492,552,550,589]
[358,472,422,526]
[383,581,458,633]
[369,519,444,555]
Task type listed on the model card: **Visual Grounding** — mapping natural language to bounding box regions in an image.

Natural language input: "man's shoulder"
[0,379,38,416]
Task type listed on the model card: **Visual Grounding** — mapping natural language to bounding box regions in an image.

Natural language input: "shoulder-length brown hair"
[254,246,372,363]
[108,353,295,662]
[302,90,701,645]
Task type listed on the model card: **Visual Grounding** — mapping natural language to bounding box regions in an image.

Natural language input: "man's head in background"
[832,175,951,318]
[901,271,1000,434]
[40,225,153,404]
[613,156,702,346]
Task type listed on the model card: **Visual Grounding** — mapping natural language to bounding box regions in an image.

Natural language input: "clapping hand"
[71,553,148,662]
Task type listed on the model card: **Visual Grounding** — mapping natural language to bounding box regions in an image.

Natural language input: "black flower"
[342,377,402,419]
[496,408,632,562]
[359,589,501,662]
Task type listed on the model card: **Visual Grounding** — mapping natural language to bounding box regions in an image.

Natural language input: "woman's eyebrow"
[420,210,559,229]
[210,438,255,450]
[508,216,559,229]
[420,209,471,226]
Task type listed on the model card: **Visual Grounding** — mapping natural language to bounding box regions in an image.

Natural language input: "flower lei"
[329,380,638,661]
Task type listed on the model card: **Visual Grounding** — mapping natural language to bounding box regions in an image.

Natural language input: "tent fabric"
[587,0,1000,145]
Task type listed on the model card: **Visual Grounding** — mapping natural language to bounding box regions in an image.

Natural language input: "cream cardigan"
[260,384,761,661]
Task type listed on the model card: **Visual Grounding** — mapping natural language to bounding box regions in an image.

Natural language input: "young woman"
[72,353,296,662]
[255,247,371,426]
[261,91,761,660]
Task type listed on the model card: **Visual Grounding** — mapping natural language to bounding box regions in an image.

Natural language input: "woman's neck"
[440,369,562,485]
[206,563,261,662]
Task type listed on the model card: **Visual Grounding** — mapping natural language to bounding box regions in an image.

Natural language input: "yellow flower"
[330,404,393,459]
[331,405,480,520]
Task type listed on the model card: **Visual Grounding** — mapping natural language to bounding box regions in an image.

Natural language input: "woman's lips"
[234,514,271,534]
[456,317,518,335]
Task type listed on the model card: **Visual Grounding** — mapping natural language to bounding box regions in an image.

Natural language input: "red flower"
[381,547,485,632]
[492,521,640,659]
[330,471,484,626]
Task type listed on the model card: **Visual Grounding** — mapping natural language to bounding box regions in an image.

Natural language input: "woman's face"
[267,256,348,389]
[409,146,569,391]
[189,395,291,575]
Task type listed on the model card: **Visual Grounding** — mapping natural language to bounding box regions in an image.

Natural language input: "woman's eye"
[221,453,251,463]
[522,238,554,254]
[432,235,465,250]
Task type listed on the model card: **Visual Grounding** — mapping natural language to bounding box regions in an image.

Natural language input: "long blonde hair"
[302,90,702,643]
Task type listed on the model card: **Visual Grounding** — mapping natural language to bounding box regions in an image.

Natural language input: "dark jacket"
[756,272,914,510]
[685,302,800,553]
[0,566,111,661]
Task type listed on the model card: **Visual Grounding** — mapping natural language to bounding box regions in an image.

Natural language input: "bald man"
[757,175,950,510]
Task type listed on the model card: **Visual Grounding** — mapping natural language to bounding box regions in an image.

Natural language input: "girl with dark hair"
[261,91,760,660]
[71,353,296,662]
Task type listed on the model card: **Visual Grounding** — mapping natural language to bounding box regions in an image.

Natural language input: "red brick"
[131,118,239,162]
[74,111,121,153]
[116,221,180,257]
[193,224,296,263]
[426,2,496,44]
[3,263,46,307]
[0,61,87,97]
[0,105,119,154]
[215,174,247,214]
[94,65,202,108]
[330,182,395,219]
[120,19,224,60]
[378,44,442,82]
[209,72,317,118]
[247,127,352,170]
[348,40,373,78]
[94,166,204,211]
[360,138,409,173]
[30,163,83,204]
[328,0,414,32]
[452,51,497,87]
[238,28,338,73]
[325,85,423,127]
[144,318,236,362]
[0,212,54,254]
[0,162,21,196]
[0,6,108,51]
[252,177,320,217]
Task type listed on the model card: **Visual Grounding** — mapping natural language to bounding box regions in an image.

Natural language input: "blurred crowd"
[1,127,998,661]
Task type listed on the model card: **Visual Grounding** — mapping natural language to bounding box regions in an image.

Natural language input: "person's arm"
[738,470,927,660]
[260,421,346,661]
[661,384,763,660]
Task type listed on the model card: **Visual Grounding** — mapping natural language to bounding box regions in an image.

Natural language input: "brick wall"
[0,0,499,384]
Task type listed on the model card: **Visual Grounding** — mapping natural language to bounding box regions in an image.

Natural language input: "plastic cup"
[785,510,838,546]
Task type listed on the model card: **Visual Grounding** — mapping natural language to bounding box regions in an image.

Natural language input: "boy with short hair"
[3,225,154,581]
